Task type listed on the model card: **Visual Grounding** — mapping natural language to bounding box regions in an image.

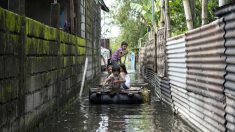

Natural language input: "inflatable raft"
[89,83,150,104]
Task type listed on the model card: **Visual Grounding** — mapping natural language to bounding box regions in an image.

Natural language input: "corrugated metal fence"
[139,3,235,131]
[186,19,226,132]
[166,35,189,121]
[216,4,235,132]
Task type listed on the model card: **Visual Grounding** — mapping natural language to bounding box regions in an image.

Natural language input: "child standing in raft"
[103,65,125,92]
[111,41,128,66]
[119,64,130,89]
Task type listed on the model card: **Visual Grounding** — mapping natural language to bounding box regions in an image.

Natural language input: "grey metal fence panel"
[185,19,226,132]
[225,94,235,131]
[166,35,188,116]
[216,4,235,131]
[141,66,171,104]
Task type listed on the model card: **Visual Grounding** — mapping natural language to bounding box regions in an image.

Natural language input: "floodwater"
[41,72,195,132]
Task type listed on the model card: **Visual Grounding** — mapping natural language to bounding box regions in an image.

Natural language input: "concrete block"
[8,34,19,55]
[4,56,19,78]
[26,70,57,93]
[26,18,45,38]
[23,111,37,128]
[5,9,21,33]
[42,88,48,104]
[6,101,17,122]
[47,85,54,100]
[0,57,4,79]
[25,94,34,113]
[9,119,19,132]
[33,91,41,109]
[0,33,7,55]
[0,79,19,103]
[25,37,38,55]
[0,7,6,31]
[26,75,41,92]
[26,57,58,74]
[49,41,59,55]
[41,40,50,55]
[0,104,5,127]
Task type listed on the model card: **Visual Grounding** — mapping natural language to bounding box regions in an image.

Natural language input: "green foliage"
[112,0,152,49]
[111,0,218,47]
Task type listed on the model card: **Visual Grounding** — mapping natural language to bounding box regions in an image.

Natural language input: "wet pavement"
[40,72,195,132]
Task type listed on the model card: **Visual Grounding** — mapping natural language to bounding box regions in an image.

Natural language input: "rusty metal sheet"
[157,28,166,77]
[139,47,146,66]
[185,19,226,102]
[144,39,155,70]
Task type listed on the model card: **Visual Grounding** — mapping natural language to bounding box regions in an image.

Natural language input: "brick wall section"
[0,7,89,131]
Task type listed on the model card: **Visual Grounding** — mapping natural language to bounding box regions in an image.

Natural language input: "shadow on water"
[40,71,196,132]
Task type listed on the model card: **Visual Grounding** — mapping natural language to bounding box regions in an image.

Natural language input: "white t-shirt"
[125,74,130,88]
[101,47,110,65]
[120,72,130,88]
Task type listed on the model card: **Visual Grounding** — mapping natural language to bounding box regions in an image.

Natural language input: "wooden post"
[160,0,165,28]
[68,0,75,33]
[183,0,193,30]
[202,0,208,25]
[165,0,171,38]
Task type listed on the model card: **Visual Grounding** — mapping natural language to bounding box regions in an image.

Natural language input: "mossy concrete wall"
[0,6,93,132]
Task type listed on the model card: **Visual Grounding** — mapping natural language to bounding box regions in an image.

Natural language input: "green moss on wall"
[26,18,44,38]
[78,38,86,47]
[44,25,57,40]
[0,7,21,33]
[26,17,57,41]
[78,46,86,55]
[1,84,13,102]
[0,7,6,31]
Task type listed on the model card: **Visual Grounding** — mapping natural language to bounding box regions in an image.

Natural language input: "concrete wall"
[0,3,100,131]
[85,0,101,80]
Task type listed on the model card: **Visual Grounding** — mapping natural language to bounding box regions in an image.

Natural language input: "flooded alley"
[1,1,234,132]
[40,72,195,132]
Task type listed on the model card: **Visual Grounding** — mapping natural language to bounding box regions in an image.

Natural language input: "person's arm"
[113,75,125,84]
[118,50,128,58]
[103,74,113,85]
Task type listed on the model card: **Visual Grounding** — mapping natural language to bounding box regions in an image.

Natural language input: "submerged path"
[36,72,195,132]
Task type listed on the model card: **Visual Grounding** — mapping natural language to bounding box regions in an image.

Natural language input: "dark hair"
[121,41,128,46]
[112,65,120,72]
[119,64,128,74]
[107,65,112,68]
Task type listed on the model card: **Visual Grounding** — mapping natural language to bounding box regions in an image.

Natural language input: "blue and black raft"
[89,83,150,104]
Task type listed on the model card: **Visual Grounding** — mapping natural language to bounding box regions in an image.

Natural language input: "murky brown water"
[40,72,195,132]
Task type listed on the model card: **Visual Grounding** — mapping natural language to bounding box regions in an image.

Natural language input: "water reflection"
[41,98,195,132]
[40,72,195,132]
